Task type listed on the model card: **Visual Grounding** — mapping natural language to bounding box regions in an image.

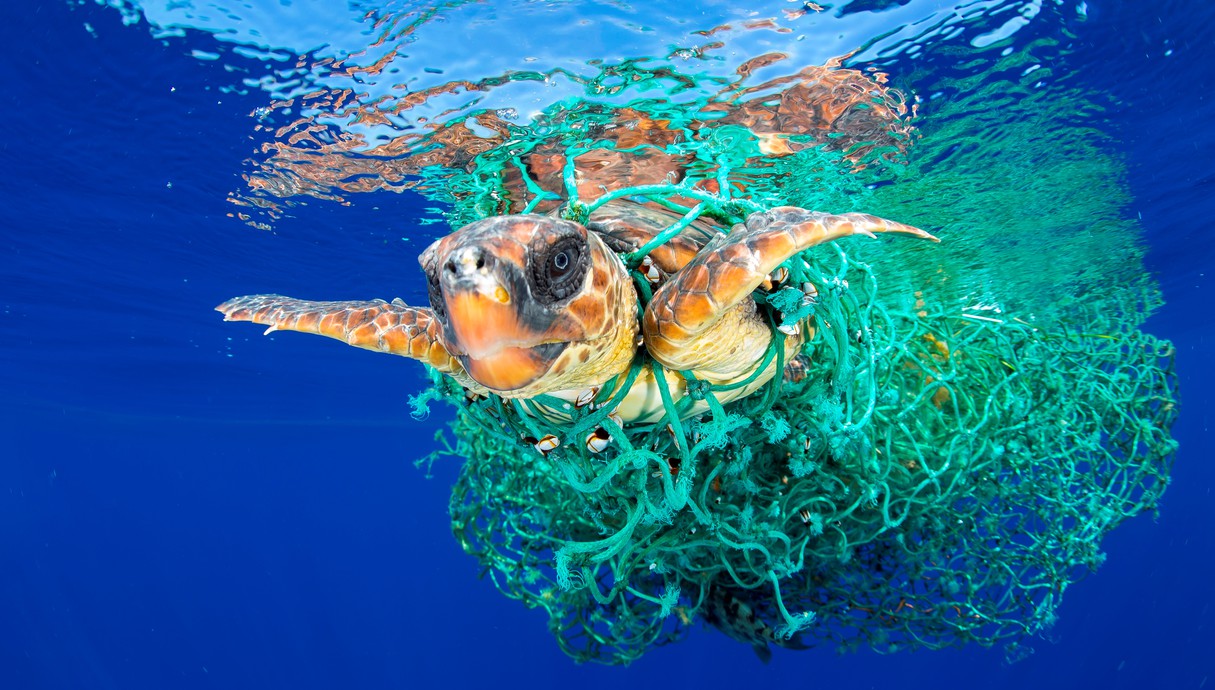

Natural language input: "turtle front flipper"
[643,207,937,376]
[217,295,474,385]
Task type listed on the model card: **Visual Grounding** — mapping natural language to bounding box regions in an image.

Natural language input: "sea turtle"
[217,201,935,423]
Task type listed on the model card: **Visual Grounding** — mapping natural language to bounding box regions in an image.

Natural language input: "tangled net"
[399,71,1178,664]
[409,188,1177,665]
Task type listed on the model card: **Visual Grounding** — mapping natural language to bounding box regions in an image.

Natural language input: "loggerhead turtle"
[217,201,935,423]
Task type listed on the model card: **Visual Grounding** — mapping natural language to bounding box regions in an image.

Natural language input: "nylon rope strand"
[417,146,1179,666]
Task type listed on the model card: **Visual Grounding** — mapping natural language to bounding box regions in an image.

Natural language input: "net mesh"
[411,165,1177,664]
[204,6,1178,663]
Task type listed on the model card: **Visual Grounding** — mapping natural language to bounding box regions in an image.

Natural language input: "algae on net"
[233,19,1176,664]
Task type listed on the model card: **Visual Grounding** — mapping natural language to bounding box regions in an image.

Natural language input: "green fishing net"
[198,0,1179,661]
[402,86,1178,664]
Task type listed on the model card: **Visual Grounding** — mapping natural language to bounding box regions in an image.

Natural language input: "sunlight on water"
[97,0,1145,328]
[91,0,1175,665]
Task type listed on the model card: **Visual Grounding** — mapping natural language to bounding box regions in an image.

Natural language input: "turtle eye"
[550,249,572,278]
[532,236,587,304]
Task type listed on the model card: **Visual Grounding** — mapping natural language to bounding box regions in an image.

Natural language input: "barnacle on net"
[428,175,1177,664]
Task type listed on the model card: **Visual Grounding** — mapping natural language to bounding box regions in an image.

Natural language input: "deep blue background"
[2,2,1212,689]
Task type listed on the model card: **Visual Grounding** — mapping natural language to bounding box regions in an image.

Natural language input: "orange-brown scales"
[219,201,935,423]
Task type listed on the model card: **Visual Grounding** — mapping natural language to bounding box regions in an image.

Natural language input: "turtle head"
[420,214,636,395]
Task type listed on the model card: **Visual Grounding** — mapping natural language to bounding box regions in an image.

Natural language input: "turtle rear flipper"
[216,295,474,386]
[643,207,937,376]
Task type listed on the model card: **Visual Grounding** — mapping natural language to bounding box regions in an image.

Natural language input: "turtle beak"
[456,338,564,392]
[445,288,528,359]
[440,246,566,395]
[440,246,525,357]
[443,278,564,393]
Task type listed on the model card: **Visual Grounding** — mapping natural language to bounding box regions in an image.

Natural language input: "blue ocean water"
[1,1,1212,688]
